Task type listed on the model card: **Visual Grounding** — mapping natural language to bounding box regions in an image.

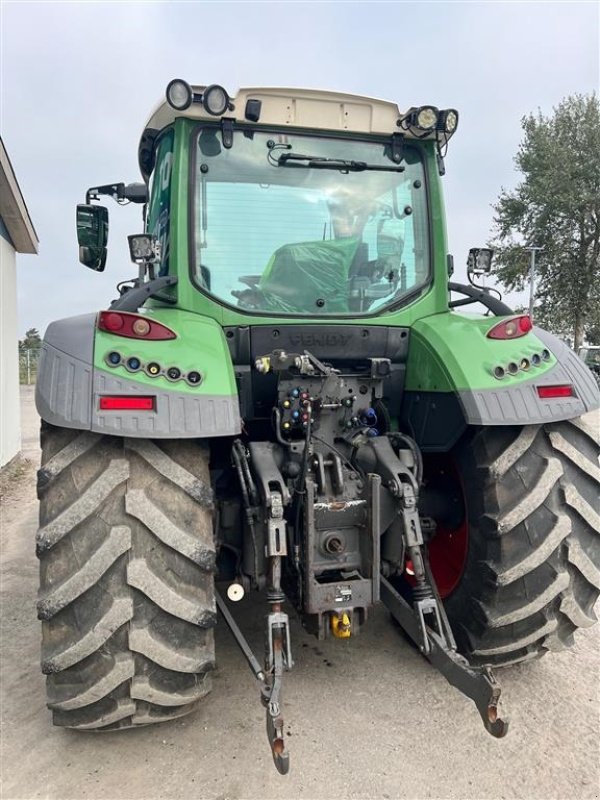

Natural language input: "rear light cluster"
[104,351,202,387]
[492,348,551,380]
[98,311,176,340]
[487,315,533,340]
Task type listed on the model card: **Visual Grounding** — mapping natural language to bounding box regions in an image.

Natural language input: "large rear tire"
[36,423,216,730]
[438,416,600,667]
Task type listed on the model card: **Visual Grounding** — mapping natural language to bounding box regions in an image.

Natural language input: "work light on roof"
[400,105,440,133]
[166,79,193,111]
[165,79,231,116]
[439,109,459,134]
[202,84,230,116]
[416,106,439,130]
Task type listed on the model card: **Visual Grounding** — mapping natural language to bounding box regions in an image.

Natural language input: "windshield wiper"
[276,152,405,173]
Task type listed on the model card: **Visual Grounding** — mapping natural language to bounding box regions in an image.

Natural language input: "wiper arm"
[276,152,405,173]
[278,153,367,171]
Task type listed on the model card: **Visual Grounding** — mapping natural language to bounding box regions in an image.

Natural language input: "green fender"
[402,312,599,449]
[36,308,241,438]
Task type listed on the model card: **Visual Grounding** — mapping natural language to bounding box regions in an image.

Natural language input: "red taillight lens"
[97,311,176,340]
[102,312,125,331]
[487,315,533,340]
[537,385,574,399]
[99,396,155,411]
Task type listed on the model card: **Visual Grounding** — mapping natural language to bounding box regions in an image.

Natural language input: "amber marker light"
[132,318,151,336]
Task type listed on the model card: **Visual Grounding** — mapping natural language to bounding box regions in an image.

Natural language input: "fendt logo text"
[288,333,353,348]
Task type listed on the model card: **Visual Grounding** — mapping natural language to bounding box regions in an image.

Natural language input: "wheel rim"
[406,455,469,600]
[427,514,468,598]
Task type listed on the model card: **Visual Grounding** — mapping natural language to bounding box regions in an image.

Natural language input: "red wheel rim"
[405,457,469,600]
[427,515,468,598]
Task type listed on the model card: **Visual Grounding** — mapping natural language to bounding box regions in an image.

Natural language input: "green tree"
[490,94,600,349]
[19,327,42,353]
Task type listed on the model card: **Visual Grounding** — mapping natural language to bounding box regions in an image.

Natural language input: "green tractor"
[578,345,600,387]
[36,81,599,773]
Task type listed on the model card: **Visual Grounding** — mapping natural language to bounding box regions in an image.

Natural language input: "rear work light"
[537,385,574,399]
[487,315,533,340]
[99,396,155,411]
[97,311,176,340]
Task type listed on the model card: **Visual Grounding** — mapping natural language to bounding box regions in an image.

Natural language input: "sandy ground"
[1,386,598,800]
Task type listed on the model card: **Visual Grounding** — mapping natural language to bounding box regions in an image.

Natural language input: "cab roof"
[138,84,451,179]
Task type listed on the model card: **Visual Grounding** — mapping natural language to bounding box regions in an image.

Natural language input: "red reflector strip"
[537,385,574,399]
[99,396,155,411]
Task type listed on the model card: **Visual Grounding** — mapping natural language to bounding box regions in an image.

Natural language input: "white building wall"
[0,234,21,467]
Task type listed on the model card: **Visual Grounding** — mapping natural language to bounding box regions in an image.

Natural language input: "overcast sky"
[2,0,598,336]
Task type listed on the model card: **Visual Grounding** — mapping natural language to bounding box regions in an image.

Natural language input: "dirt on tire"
[36,423,217,730]
[443,416,600,666]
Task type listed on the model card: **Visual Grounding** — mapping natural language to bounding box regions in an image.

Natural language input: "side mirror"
[467,247,493,276]
[76,204,108,271]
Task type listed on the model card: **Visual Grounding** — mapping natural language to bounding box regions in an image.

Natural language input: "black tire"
[36,423,216,730]
[442,415,600,667]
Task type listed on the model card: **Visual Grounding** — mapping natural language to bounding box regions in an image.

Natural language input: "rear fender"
[35,310,241,438]
[401,313,599,450]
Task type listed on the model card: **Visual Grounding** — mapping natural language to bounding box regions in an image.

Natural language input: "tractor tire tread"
[37,426,216,730]
[445,415,600,667]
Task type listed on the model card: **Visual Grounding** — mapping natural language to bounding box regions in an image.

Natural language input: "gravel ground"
[1,386,598,800]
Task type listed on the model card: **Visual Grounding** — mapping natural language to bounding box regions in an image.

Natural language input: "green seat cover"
[258,237,359,313]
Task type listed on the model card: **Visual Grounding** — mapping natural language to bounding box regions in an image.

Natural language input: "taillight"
[97,311,176,340]
[537,385,574,399]
[487,315,533,340]
[99,396,155,410]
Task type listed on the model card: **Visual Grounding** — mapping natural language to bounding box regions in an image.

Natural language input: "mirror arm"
[86,182,148,205]
[448,296,477,309]
[448,282,513,316]
[110,276,178,312]
[86,183,123,204]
